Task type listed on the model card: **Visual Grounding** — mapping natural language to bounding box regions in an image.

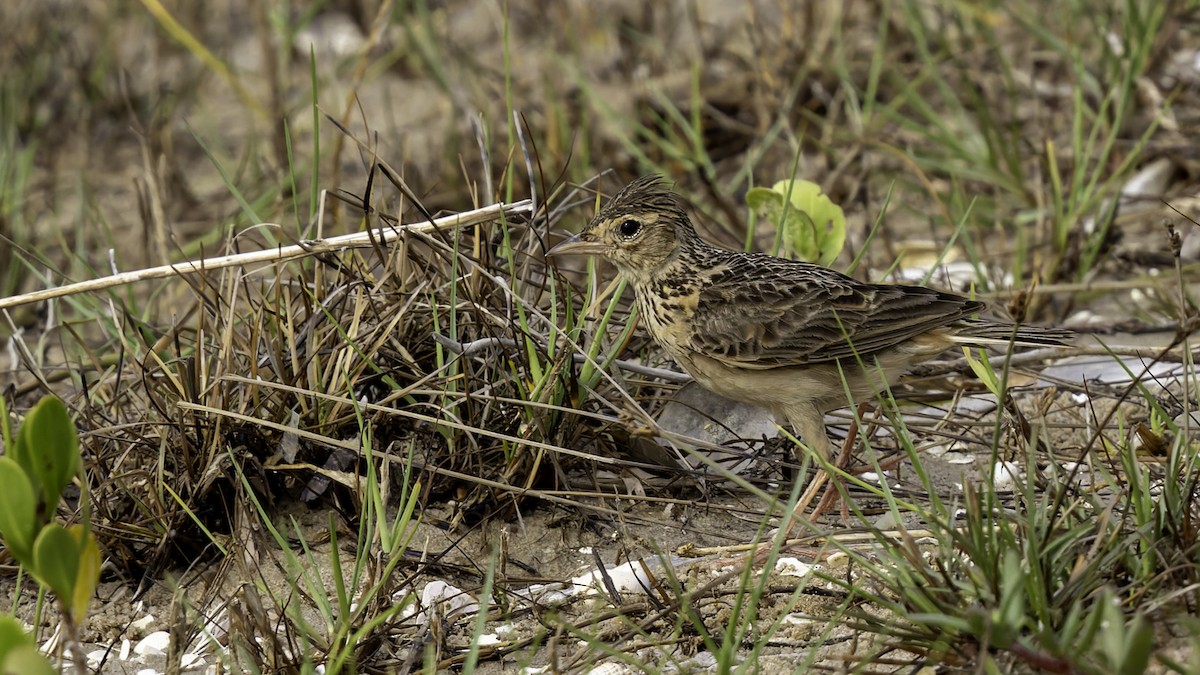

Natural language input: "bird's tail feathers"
[950,319,1074,349]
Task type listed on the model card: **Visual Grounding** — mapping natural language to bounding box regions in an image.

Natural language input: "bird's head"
[548,175,699,281]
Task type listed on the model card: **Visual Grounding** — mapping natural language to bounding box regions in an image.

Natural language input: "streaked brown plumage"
[548,175,1071,462]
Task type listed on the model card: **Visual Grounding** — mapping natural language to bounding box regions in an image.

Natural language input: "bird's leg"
[812,404,868,521]
[791,403,870,525]
[787,404,832,465]
[791,467,829,522]
[786,406,834,525]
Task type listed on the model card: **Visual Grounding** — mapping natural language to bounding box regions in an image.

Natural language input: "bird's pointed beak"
[546,233,609,257]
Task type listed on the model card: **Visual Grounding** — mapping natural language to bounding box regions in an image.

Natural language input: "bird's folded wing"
[683,259,981,368]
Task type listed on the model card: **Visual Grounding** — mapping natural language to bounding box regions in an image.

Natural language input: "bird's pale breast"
[633,273,703,355]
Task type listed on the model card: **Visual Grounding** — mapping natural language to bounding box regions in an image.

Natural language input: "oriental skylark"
[548,175,1071,465]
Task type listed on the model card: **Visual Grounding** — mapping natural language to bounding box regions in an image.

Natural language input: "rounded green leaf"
[0,643,57,675]
[0,616,34,661]
[6,421,33,487]
[18,397,79,506]
[771,179,846,266]
[781,210,820,261]
[0,457,38,564]
[31,523,80,602]
[745,186,783,214]
[748,180,848,265]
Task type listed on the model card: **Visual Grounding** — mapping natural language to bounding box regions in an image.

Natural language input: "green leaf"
[18,396,78,507]
[0,643,57,675]
[745,187,783,213]
[781,209,820,261]
[6,419,34,488]
[993,549,1025,648]
[1117,615,1153,675]
[1093,592,1155,675]
[1098,589,1125,668]
[962,348,1001,398]
[31,523,80,602]
[69,525,100,623]
[747,180,847,265]
[0,457,38,564]
[772,180,847,266]
[0,616,34,662]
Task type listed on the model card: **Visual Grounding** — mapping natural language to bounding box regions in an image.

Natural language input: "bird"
[547,175,1072,468]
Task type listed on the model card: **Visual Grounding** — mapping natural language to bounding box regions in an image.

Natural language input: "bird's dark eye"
[618,219,642,239]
